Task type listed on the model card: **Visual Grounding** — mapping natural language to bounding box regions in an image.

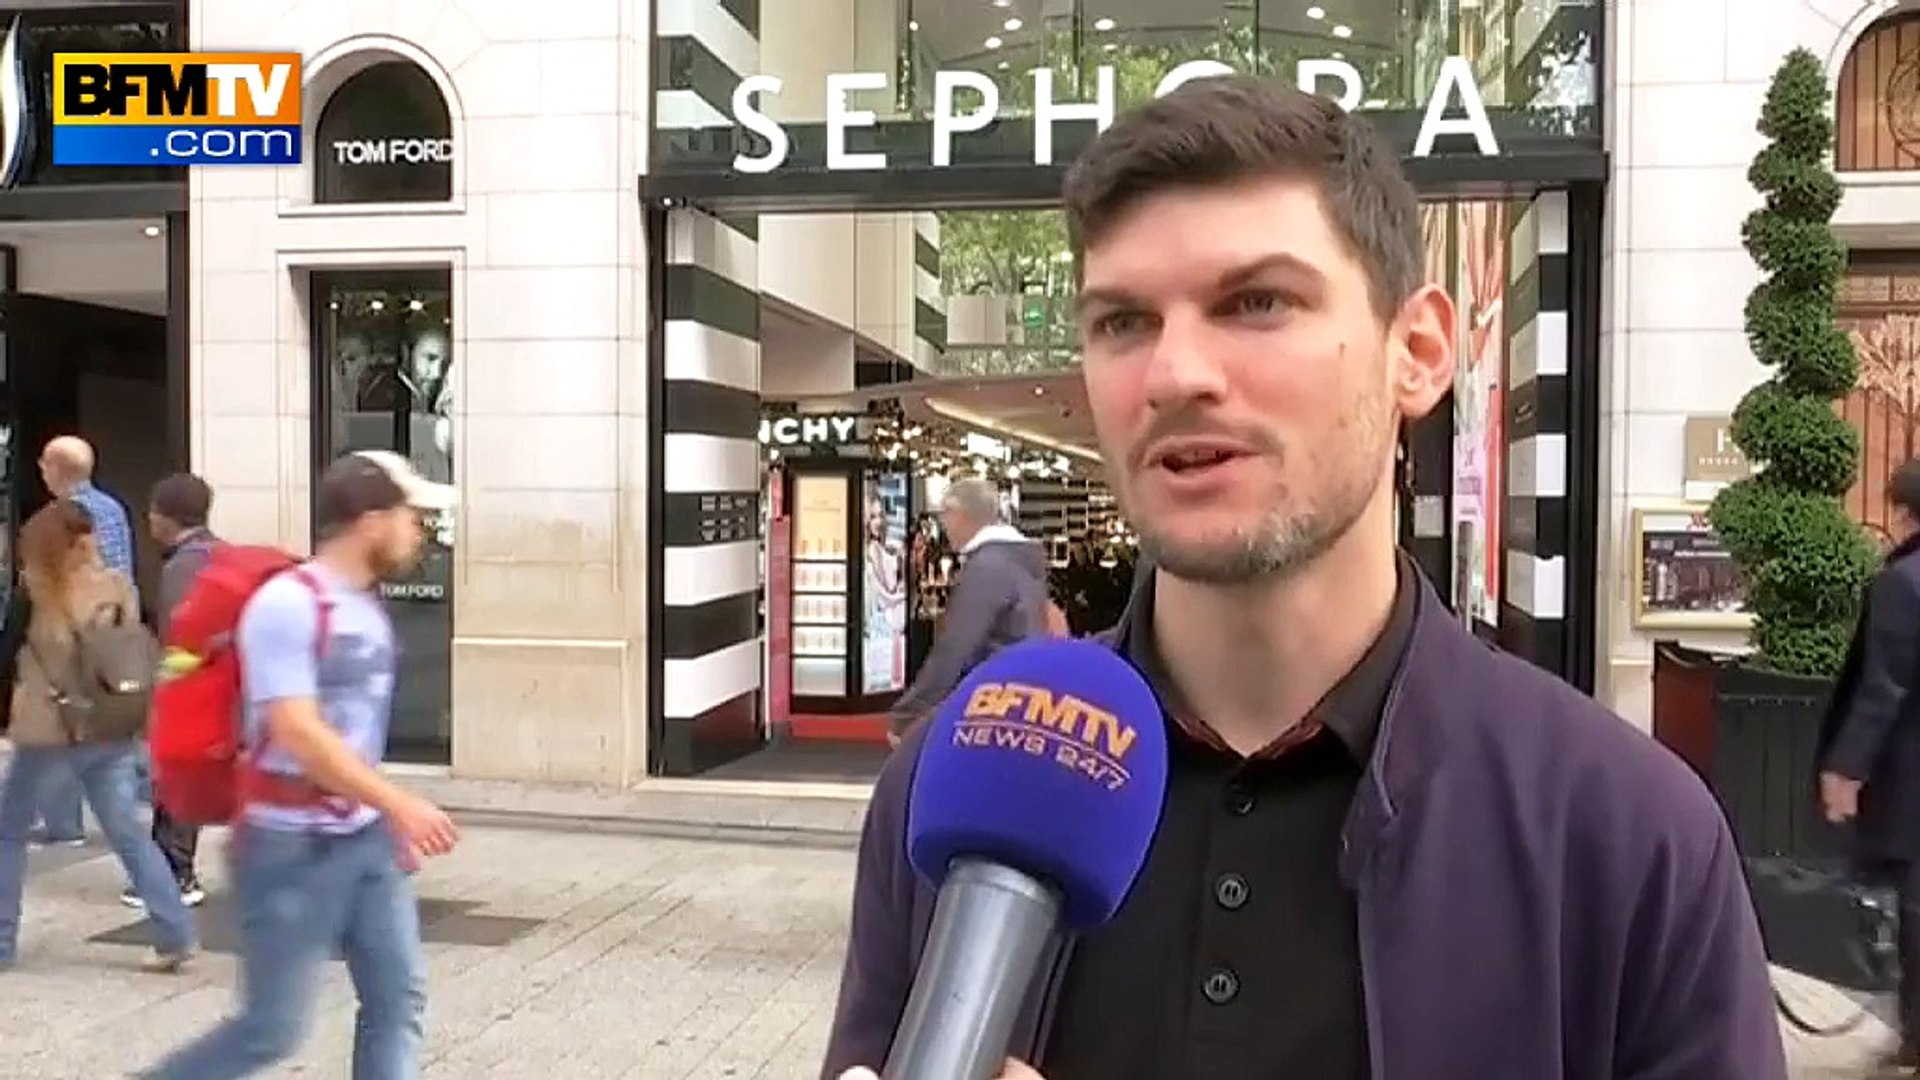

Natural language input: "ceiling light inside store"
[985,35,1003,48]
[141,224,160,237]
[908,19,918,30]
[1306,6,1325,18]
[1333,24,1352,37]
[1004,17,1022,30]
[369,299,385,311]
[1094,17,1116,31]
[409,298,425,311]
[998,60,1010,69]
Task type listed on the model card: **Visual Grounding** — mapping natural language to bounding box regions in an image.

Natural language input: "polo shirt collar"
[1113,551,1418,762]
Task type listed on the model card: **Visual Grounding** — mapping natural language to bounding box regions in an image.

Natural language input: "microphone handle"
[883,858,1063,1080]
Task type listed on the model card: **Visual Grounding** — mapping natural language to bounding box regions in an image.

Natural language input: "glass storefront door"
[310,268,454,764]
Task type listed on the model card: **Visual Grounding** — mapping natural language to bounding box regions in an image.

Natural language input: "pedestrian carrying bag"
[26,602,157,744]
[147,545,329,825]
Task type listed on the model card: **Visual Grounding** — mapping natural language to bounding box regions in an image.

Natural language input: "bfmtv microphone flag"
[909,636,1168,927]
[887,638,1168,1080]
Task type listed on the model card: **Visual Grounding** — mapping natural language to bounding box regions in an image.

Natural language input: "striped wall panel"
[656,0,756,131]
[914,211,946,372]
[660,201,764,773]
[1499,191,1571,674]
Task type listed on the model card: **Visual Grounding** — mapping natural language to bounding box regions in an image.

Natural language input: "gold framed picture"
[1631,505,1754,630]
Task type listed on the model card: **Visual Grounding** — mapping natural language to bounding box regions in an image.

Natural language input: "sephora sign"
[730,57,1501,174]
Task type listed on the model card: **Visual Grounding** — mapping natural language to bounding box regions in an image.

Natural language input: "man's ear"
[1390,283,1457,420]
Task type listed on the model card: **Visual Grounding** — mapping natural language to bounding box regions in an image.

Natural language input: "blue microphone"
[884,637,1169,1080]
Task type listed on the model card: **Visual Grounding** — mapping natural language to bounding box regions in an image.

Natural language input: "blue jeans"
[142,823,426,1080]
[0,743,197,963]
[35,768,85,840]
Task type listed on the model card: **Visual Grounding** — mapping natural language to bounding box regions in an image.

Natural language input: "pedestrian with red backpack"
[118,472,219,912]
[142,451,461,1080]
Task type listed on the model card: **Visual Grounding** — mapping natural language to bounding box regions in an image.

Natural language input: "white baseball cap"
[349,450,456,512]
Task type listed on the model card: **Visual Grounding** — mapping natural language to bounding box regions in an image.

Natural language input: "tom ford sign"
[731,57,1500,174]
[330,137,453,165]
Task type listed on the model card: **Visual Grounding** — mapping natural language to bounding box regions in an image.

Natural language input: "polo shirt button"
[1214,873,1249,910]
[1202,967,1240,1005]
[1223,785,1255,816]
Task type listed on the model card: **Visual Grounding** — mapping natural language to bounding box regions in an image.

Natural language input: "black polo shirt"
[1041,555,1418,1080]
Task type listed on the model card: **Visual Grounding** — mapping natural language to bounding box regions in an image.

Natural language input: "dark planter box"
[1650,643,1890,991]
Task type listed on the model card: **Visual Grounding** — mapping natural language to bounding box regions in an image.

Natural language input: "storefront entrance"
[0,4,188,619]
[308,268,455,764]
[643,0,1609,779]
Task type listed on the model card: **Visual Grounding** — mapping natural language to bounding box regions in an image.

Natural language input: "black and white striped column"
[914,212,946,372]
[659,205,764,774]
[656,0,757,132]
[653,0,764,773]
[1499,191,1570,673]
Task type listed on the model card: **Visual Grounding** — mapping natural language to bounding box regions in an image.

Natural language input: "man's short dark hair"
[1890,459,1920,519]
[315,453,408,538]
[1063,74,1423,319]
[150,472,212,528]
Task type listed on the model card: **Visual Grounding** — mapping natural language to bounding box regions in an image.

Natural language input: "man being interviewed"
[825,76,1783,1079]
[142,451,461,1080]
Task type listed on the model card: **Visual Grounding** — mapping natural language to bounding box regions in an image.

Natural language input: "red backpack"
[148,544,328,825]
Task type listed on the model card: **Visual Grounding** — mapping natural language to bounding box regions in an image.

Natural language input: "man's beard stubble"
[368,542,420,582]
[1115,397,1393,588]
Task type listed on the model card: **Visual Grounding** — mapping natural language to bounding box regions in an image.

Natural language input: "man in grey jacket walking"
[122,473,217,909]
[887,477,1048,746]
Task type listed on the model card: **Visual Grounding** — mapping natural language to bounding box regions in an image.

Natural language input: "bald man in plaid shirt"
[26,436,139,847]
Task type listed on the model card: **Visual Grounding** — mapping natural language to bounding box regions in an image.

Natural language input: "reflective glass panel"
[312,269,455,765]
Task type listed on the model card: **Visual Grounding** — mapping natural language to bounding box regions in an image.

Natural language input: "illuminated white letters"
[1413,56,1499,157]
[760,415,860,446]
[330,138,453,165]
[1031,66,1115,166]
[826,71,889,170]
[723,55,1507,171]
[731,74,788,173]
[1154,59,1235,98]
[1297,59,1363,112]
[933,70,1000,167]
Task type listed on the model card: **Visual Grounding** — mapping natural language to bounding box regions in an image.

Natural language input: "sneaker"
[122,882,207,910]
[28,832,86,849]
[141,947,193,974]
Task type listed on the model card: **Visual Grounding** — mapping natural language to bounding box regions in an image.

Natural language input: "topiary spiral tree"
[1707,48,1876,678]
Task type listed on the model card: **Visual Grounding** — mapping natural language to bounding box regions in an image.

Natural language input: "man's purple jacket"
[822,577,1788,1079]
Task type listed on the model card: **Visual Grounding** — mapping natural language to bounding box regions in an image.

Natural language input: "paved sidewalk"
[5,824,849,1078]
[0,818,1904,1078]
